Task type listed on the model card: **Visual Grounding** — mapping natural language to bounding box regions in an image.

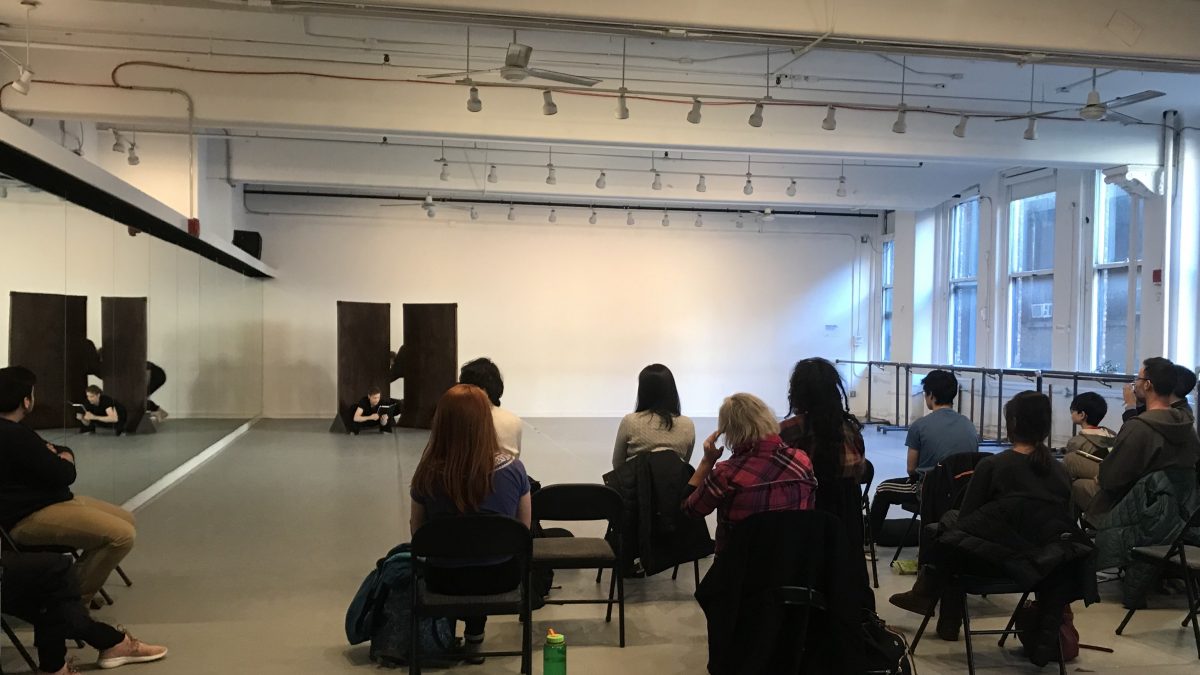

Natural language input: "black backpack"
[861,609,915,675]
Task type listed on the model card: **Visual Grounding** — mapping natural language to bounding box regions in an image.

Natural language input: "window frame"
[1003,172,1057,370]
[1090,176,1143,374]
[947,197,980,365]
[880,237,895,362]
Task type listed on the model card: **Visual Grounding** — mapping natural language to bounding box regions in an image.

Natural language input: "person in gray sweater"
[1078,358,1200,518]
[612,364,695,470]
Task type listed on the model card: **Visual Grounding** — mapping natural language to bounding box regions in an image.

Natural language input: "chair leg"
[1057,626,1067,675]
[2,618,39,672]
[605,568,616,623]
[617,567,626,648]
[98,587,114,606]
[1185,569,1200,659]
[961,593,976,675]
[1115,606,1137,635]
[671,565,679,580]
[998,591,1030,647]
[595,567,603,584]
[115,565,133,587]
[693,559,701,588]
[521,583,533,675]
[909,597,937,654]
[891,511,919,565]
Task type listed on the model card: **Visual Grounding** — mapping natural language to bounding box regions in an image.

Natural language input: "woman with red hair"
[410,384,531,662]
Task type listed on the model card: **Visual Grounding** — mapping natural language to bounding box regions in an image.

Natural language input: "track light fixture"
[786,179,797,197]
[487,165,498,183]
[694,213,703,228]
[541,90,557,116]
[546,165,556,185]
[469,206,479,220]
[661,211,670,227]
[111,130,127,153]
[736,214,745,229]
[126,143,139,166]
[953,114,968,138]
[507,205,516,221]
[595,171,607,189]
[626,210,635,226]
[10,66,32,95]
[821,105,837,131]
[892,56,909,135]
[439,161,450,181]
[1024,117,1038,141]
[548,209,557,223]
[615,88,630,120]
[589,208,598,224]
[892,108,908,134]
[748,101,765,128]
[686,98,702,124]
[696,175,707,193]
[836,176,847,198]
[743,174,754,195]
[467,86,482,113]
[651,172,662,191]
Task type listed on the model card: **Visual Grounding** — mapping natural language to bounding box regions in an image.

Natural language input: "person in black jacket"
[0,367,137,604]
[1,551,167,673]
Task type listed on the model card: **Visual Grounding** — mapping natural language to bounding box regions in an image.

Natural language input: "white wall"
[253,206,876,418]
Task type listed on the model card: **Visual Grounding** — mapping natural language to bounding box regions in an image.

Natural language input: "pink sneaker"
[96,631,168,669]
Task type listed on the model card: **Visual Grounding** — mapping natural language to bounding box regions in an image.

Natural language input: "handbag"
[1014,600,1080,662]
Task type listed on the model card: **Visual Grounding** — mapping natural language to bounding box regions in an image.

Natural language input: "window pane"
[1095,268,1129,373]
[1134,271,1142,371]
[1009,192,1056,273]
[950,282,977,365]
[1097,182,1132,265]
[950,199,979,280]
[1009,275,1053,369]
[1136,198,1144,261]
[882,240,894,286]
[882,288,893,361]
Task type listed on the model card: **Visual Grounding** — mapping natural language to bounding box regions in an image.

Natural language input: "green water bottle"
[543,628,566,675]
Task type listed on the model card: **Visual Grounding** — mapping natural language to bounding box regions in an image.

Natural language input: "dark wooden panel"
[101,296,150,434]
[8,292,88,430]
[400,304,458,430]
[333,301,391,432]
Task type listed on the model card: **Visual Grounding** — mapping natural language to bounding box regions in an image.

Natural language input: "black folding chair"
[0,525,130,607]
[1115,503,1200,659]
[409,515,533,675]
[891,452,987,566]
[533,484,626,647]
[2,614,39,673]
[861,459,879,588]
[910,574,1065,675]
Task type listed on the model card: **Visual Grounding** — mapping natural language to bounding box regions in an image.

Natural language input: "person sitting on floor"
[868,369,979,539]
[350,385,398,434]
[77,385,126,436]
[0,367,137,606]
[612,364,696,470]
[1074,357,1200,518]
[145,361,168,422]
[1063,392,1117,512]
[682,393,816,554]
[1,550,167,674]
[409,384,531,664]
[780,357,873,608]
[890,391,1095,666]
[459,358,523,458]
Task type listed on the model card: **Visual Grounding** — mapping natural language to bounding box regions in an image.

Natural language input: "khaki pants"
[10,496,136,600]
[1063,452,1101,514]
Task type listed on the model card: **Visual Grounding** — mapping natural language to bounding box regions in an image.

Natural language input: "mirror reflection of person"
[351,386,398,435]
[145,361,168,422]
[78,385,127,436]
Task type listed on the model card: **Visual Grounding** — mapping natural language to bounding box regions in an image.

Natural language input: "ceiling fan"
[997,68,1164,125]
[423,31,602,88]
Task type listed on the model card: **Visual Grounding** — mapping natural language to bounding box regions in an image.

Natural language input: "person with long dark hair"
[611,364,695,469]
[410,384,531,663]
[780,357,872,606]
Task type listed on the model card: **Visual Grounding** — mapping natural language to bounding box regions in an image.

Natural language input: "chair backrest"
[410,514,531,567]
[532,483,623,527]
[921,451,990,521]
[860,459,875,492]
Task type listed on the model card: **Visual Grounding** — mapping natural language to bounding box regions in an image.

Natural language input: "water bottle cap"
[546,628,564,644]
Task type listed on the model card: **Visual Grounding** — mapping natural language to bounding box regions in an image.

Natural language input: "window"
[1007,191,1056,369]
[1093,181,1143,373]
[948,198,979,365]
[882,239,894,361]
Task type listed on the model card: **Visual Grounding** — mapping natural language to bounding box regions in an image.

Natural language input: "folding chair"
[410,514,533,675]
[2,615,39,673]
[0,525,130,606]
[891,451,988,566]
[1115,503,1200,659]
[861,459,879,588]
[910,574,1065,675]
[533,484,626,647]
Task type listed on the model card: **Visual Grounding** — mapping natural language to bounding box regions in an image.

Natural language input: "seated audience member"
[682,393,817,553]
[892,392,1092,665]
[145,361,168,422]
[1121,363,1197,422]
[1063,392,1117,509]
[781,357,873,607]
[868,369,979,538]
[350,385,398,434]
[1,551,167,674]
[77,385,126,435]
[1076,357,1200,517]
[0,367,137,604]
[459,358,522,458]
[409,384,531,663]
[612,364,696,470]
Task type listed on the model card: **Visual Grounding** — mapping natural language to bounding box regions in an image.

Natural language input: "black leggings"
[426,558,522,636]
[1,552,125,672]
[146,363,166,412]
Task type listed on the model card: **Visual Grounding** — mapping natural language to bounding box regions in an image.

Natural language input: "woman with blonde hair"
[682,393,817,553]
[410,384,531,662]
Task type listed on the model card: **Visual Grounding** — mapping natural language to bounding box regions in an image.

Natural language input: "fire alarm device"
[187,218,200,237]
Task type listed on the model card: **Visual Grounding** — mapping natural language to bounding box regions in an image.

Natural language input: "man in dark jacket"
[1081,358,1200,518]
[1121,363,1196,422]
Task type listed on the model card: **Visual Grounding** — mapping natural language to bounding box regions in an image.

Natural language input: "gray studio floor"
[4,418,1200,674]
